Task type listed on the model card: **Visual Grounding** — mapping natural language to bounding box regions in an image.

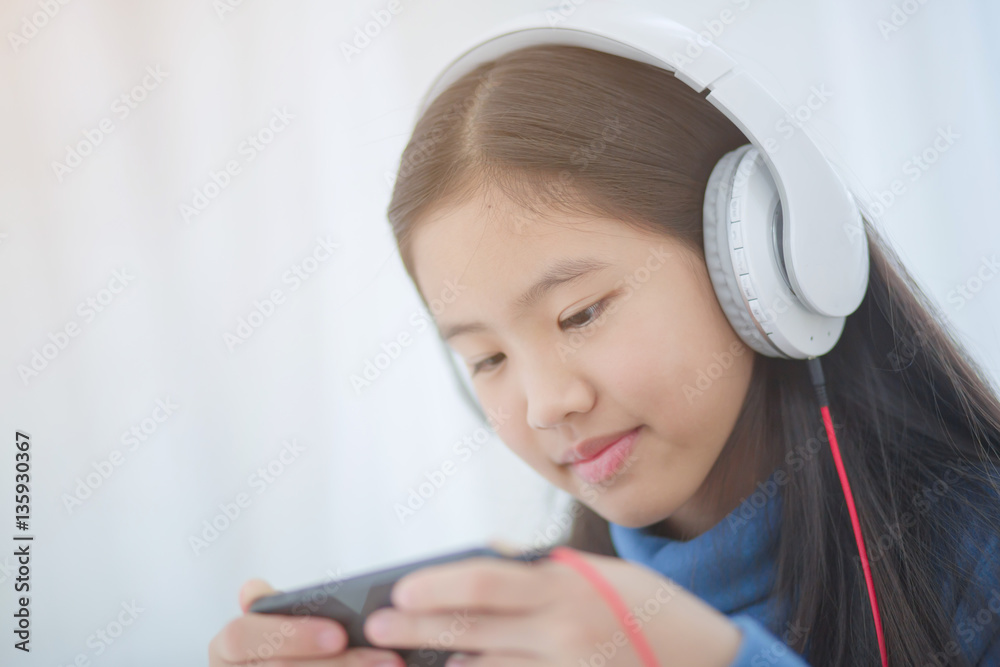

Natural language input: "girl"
[209,44,1000,667]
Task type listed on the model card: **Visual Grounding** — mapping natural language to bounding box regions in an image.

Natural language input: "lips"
[569,428,641,485]
[562,426,642,465]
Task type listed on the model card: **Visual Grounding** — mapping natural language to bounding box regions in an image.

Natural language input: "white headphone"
[413,2,870,367]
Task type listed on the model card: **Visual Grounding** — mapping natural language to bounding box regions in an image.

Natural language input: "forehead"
[411,191,631,301]
[408,189,678,330]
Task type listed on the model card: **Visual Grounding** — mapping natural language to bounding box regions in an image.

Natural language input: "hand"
[209,578,409,666]
[361,544,743,667]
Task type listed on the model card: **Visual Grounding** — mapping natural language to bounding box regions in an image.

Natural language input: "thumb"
[488,538,522,556]
[239,578,279,614]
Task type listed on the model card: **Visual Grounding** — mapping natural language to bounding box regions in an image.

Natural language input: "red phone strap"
[547,546,662,667]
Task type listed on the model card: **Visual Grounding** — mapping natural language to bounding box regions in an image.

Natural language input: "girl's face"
[411,189,756,535]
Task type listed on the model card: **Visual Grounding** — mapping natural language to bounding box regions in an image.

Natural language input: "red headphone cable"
[542,357,888,667]
[807,356,888,667]
[548,546,662,667]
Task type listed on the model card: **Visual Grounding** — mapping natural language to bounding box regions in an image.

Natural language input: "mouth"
[568,426,641,485]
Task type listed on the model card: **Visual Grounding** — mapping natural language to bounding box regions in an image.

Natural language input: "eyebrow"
[439,256,614,342]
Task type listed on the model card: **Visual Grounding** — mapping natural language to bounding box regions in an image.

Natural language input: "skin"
[207,185,762,666]
[409,186,759,537]
[208,578,405,666]
[210,552,745,667]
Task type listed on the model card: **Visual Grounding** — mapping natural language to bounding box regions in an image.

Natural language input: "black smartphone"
[248,542,555,667]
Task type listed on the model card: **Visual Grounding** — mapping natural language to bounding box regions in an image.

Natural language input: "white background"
[0,0,998,665]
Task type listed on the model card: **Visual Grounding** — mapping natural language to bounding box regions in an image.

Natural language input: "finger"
[210,645,406,667]
[364,607,551,657]
[485,538,523,556]
[442,652,544,667]
[210,612,348,663]
[239,578,278,613]
[391,558,554,613]
[255,647,409,667]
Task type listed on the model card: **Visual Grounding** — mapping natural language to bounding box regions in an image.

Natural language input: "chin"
[586,500,671,529]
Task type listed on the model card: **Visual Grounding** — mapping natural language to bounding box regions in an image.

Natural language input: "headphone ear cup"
[704,145,847,359]
[703,145,784,357]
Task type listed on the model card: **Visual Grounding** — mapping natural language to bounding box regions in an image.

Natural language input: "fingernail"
[373,656,401,667]
[318,627,342,650]
[367,612,394,640]
[392,582,415,607]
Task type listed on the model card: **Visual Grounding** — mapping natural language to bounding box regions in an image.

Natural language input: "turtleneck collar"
[608,469,785,624]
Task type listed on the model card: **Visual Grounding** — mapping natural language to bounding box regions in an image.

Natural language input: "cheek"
[591,304,692,408]
[593,294,750,440]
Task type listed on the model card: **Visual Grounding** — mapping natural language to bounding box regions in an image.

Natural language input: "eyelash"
[560,298,610,331]
[469,297,612,376]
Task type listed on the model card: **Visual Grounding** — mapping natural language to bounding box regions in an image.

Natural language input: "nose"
[523,350,596,429]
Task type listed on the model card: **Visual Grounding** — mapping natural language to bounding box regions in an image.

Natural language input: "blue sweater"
[608,469,1000,666]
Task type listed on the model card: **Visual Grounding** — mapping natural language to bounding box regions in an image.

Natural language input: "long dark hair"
[386,44,1000,666]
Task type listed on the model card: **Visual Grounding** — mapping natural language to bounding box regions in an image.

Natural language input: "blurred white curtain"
[0,0,997,664]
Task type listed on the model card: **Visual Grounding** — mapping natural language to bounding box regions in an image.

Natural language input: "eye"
[559,298,610,331]
[467,296,614,376]
[471,353,505,376]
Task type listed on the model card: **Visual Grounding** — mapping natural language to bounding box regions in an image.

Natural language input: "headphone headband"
[414,2,868,320]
